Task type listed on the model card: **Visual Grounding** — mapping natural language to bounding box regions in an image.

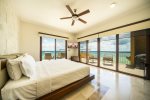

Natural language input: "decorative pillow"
[7,59,22,80]
[20,54,36,78]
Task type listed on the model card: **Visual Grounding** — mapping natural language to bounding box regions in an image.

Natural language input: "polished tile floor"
[63,66,150,100]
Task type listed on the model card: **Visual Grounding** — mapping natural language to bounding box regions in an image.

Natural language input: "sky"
[42,33,131,52]
[81,33,131,52]
[42,37,65,51]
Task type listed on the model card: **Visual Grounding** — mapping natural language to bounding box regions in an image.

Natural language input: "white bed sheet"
[1,59,90,100]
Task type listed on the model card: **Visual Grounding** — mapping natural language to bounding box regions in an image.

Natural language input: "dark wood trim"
[97,38,100,67]
[78,42,81,62]
[55,39,56,59]
[40,36,42,61]
[0,59,7,70]
[39,32,69,39]
[100,66,116,72]
[86,40,88,64]
[65,40,67,59]
[146,29,150,79]
[87,63,98,67]
[38,74,95,100]
[77,18,150,39]
[116,34,119,71]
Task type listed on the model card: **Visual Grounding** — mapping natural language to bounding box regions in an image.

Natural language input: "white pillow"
[20,54,36,78]
[7,58,23,80]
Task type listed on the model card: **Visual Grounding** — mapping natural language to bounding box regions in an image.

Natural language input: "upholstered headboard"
[0,53,23,99]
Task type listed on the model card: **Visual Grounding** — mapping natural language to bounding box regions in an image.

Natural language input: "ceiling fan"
[60,5,90,26]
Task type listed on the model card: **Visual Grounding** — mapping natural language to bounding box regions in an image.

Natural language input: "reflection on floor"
[62,66,150,100]
[62,83,109,100]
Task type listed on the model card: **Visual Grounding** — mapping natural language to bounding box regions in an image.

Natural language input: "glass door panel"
[100,35,116,70]
[42,37,55,60]
[80,41,87,63]
[56,39,66,59]
[118,32,145,76]
[88,39,98,66]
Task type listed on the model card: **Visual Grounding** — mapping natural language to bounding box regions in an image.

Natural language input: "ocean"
[42,51,130,64]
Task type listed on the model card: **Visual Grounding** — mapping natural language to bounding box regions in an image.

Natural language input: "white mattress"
[1,59,90,100]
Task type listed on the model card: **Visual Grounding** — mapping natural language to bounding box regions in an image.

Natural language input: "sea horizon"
[42,51,130,53]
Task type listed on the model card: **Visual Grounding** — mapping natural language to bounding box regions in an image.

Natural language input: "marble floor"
[62,66,150,100]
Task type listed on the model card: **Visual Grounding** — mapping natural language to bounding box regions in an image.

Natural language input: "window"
[56,39,66,59]
[41,37,66,60]
[42,37,55,60]
[78,29,149,78]
[88,39,98,66]
[100,35,116,70]
[118,32,145,76]
[80,41,87,63]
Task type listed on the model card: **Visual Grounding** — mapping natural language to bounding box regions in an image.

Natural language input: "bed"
[0,54,94,100]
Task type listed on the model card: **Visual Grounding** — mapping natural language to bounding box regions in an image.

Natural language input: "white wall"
[0,0,20,54]
[20,21,76,61]
[1,0,149,60]
[76,5,150,38]
[75,5,150,56]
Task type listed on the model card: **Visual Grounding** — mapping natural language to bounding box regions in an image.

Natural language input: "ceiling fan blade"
[60,17,72,19]
[78,9,90,16]
[66,5,74,15]
[78,18,87,24]
[71,20,75,26]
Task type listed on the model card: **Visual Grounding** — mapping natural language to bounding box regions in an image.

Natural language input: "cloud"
[119,38,130,45]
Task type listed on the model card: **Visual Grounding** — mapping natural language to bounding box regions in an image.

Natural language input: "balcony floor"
[81,58,144,76]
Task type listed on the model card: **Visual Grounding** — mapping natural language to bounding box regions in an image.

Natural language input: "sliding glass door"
[78,29,149,78]
[88,39,98,66]
[80,41,87,63]
[100,35,116,70]
[41,37,66,60]
[56,39,66,59]
[42,37,55,60]
[118,32,145,76]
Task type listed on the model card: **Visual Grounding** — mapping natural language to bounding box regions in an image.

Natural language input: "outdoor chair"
[45,53,53,60]
[57,53,65,59]
[103,54,113,65]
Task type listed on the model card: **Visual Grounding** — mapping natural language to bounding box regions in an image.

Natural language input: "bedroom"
[0,0,150,100]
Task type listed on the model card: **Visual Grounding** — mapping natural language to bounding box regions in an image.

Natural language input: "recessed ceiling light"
[110,2,116,8]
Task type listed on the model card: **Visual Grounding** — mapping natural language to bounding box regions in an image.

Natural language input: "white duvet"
[1,59,90,100]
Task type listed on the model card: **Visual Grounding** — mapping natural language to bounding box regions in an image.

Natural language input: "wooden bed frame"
[38,74,94,100]
[0,54,95,100]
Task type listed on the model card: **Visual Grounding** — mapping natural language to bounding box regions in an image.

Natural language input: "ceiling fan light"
[72,16,78,21]
[72,17,75,20]
[60,5,90,26]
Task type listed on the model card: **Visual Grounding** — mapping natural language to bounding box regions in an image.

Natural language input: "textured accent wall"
[0,0,20,54]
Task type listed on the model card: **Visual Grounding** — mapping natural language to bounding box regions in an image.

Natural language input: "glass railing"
[119,52,131,64]
[80,51,131,65]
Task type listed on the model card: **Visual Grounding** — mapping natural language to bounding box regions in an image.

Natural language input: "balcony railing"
[80,51,131,64]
